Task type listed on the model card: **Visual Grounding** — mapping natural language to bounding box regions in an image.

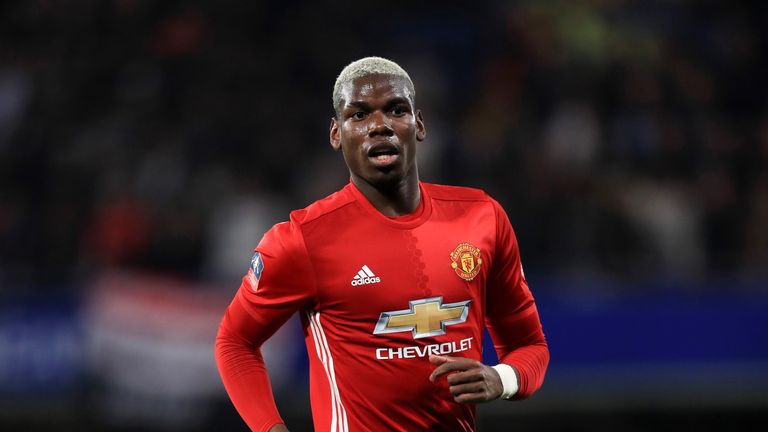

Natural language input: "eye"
[351,111,367,120]
[392,105,408,116]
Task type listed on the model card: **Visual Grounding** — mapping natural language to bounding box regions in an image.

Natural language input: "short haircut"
[332,56,416,117]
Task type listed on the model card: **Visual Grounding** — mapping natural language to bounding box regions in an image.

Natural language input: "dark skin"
[429,355,504,403]
[330,73,424,216]
[267,73,503,432]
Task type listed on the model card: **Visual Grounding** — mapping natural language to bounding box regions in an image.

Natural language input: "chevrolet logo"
[373,297,472,339]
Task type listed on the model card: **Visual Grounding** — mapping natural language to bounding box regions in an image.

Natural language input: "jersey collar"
[346,180,433,229]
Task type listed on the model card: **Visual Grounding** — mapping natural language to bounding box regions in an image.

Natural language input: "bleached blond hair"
[332,56,415,116]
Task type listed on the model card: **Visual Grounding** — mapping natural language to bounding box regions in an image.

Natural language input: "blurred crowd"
[1,0,767,294]
[2,1,767,430]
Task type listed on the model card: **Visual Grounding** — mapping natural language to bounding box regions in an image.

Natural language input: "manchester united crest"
[450,242,483,281]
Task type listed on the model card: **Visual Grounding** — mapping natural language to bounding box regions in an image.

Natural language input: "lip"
[369,152,400,168]
[366,141,400,168]
[366,140,400,157]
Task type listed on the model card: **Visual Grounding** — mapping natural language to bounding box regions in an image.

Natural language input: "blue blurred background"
[1,0,767,430]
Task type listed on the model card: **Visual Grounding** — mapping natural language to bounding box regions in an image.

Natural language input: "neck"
[351,170,420,217]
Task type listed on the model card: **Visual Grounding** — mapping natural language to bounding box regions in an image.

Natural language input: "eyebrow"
[384,97,412,109]
[345,101,371,111]
[344,97,412,111]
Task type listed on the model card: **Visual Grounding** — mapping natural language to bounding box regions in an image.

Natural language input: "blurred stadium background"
[1,0,767,430]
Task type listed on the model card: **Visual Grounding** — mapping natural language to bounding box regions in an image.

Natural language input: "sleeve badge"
[247,251,264,291]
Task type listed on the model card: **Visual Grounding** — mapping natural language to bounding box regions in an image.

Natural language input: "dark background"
[1,0,767,430]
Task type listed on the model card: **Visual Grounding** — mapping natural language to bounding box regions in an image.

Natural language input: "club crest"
[450,242,482,281]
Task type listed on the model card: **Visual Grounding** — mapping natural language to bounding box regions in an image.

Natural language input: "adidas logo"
[351,265,381,286]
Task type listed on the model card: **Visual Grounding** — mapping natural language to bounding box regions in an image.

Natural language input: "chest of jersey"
[302,200,496,350]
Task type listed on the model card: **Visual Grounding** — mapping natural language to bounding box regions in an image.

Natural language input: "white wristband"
[491,363,519,399]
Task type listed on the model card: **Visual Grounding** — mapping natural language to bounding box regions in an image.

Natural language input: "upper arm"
[485,199,546,354]
[223,220,317,348]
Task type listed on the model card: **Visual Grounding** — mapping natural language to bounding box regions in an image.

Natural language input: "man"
[215,56,549,432]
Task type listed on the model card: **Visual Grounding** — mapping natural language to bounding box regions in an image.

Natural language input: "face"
[330,74,426,190]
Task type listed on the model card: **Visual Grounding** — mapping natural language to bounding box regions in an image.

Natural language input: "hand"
[268,424,289,432]
[428,355,503,403]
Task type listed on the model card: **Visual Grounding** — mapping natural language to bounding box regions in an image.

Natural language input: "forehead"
[339,74,414,106]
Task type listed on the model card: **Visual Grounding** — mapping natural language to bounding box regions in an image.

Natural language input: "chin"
[365,170,405,190]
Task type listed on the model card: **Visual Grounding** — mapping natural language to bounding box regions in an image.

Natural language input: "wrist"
[491,363,519,399]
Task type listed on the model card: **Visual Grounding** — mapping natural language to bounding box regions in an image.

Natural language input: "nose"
[368,111,394,137]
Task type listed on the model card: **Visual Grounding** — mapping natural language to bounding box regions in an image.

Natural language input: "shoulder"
[423,182,494,203]
[424,182,510,226]
[260,186,356,250]
[289,185,357,227]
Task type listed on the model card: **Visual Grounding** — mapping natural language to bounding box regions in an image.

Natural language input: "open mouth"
[367,143,400,167]
[372,153,397,163]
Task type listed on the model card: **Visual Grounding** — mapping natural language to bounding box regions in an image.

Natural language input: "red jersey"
[215,181,549,432]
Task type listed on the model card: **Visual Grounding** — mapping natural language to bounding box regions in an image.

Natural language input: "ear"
[415,110,427,142]
[330,117,341,151]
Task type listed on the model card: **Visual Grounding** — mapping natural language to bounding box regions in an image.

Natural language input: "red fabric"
[485,200,549,399]
[215,182,549,431]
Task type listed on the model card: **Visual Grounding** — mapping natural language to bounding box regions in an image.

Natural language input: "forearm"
[496,339,549,399]
[215,313,284,432]
[487,301,549,400]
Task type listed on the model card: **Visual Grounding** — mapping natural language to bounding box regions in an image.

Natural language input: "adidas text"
[352,276,381,286]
